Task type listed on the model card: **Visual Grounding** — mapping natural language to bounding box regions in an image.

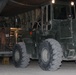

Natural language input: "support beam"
[0,0,8,13]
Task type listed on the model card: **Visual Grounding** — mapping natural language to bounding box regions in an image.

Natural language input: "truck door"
[60,3,75,39]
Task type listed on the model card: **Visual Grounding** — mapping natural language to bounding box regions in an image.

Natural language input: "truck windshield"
[53,4,70,19]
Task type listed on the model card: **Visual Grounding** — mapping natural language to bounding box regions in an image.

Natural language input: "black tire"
[13,42,30,68]
[39,39,63,71]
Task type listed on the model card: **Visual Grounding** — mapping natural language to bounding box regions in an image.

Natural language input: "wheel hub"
[14,50,20,62]
[41,48,49,63]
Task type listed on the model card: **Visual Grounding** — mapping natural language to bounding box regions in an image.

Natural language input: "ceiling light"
[71,1,74,6]
[52,0,55,4]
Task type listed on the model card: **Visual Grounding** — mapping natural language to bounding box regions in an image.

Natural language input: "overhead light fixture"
[71,1,74,6]
[52,0,55,4]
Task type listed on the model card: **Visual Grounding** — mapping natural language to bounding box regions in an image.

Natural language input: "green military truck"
[13,0,76,71]
[0,0,76,70]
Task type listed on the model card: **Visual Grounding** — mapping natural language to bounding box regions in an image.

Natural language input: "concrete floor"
[0,61,76,75]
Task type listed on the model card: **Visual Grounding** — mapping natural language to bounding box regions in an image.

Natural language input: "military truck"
[12,0,76,71]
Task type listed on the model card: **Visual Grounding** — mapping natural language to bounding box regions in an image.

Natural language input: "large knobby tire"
[39,39,63,71]
[13,42,30,68]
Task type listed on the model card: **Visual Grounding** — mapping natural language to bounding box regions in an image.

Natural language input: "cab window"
[53,4,70,19]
